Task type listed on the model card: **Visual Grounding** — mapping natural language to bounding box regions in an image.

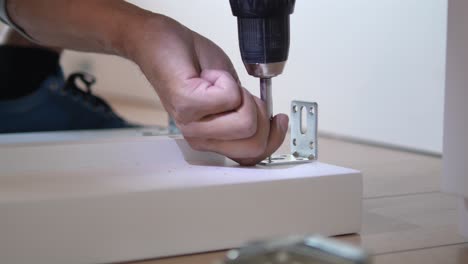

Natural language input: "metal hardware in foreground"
[259,101,318,166]
[219,235,370,264]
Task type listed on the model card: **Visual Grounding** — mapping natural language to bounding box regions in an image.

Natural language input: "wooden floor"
[109,98,468,264]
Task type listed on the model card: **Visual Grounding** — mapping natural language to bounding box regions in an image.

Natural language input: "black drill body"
[229,0,296,77]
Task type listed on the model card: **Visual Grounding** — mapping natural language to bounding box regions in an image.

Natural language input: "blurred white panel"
[443,0,468,237]
[0,134,362,263]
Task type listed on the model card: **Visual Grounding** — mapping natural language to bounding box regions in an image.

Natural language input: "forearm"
[6,0,151,58]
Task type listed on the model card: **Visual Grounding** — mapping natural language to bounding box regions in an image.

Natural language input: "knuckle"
[219,84,241,111]
[228,88,242,109]
[235,115,257,138]
[218,73,240,101]
[239,123,257,139]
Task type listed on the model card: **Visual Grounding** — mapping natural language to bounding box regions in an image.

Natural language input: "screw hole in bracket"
[300,106,308,134]
[309,106,315,115]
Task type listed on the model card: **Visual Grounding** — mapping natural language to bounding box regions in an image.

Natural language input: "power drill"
[229,0,296,120]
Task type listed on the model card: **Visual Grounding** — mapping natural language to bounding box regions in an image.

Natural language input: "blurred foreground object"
[220,235,370,264]
[442,0,468,237]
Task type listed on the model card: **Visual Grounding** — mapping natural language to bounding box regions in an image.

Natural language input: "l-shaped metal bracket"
[259,101,318,166]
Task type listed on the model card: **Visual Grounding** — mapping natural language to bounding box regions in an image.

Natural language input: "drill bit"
[260,78,273,163]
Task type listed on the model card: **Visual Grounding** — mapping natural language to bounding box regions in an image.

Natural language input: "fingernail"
[279,115,289,133]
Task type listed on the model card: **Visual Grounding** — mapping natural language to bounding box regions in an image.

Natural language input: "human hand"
[129,15,288,165]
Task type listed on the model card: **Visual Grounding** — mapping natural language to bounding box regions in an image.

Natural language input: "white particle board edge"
[444,0,468,237]
[0,130,362,264]
[460,198,468,237]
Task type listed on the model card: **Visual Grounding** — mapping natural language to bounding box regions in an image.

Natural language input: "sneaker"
[0,69,137,133]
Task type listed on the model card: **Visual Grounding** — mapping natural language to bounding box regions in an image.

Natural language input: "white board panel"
[0,131,362,264]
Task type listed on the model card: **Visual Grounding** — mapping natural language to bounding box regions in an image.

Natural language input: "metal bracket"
[259,101,318,166]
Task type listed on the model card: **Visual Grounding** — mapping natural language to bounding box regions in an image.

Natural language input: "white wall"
[63,0,447,153]
[290,0,446,154]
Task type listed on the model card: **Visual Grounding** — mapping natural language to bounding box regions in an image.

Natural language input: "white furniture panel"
[0,131,362,264]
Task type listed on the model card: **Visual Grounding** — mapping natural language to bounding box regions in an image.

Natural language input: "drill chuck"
[230,0,296,78]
